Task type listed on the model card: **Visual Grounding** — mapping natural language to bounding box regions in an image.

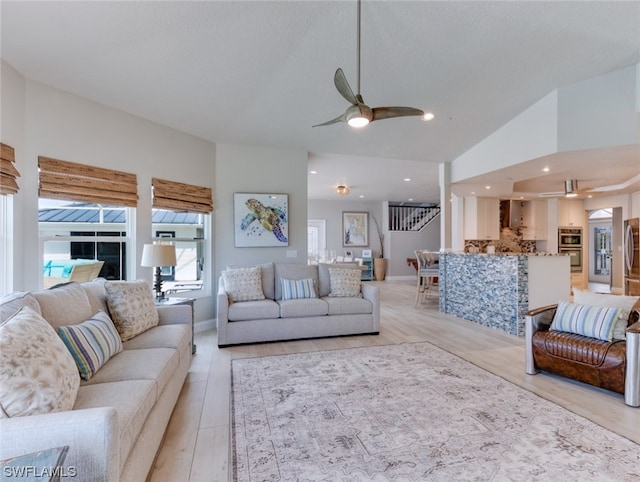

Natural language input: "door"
[625,218,639,278]
[307,219,326,263]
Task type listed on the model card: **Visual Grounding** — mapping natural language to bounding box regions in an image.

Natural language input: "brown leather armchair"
[525,299,640,407]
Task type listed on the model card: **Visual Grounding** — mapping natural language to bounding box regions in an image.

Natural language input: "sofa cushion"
[259,262,276,300]
[323,297,373,316]
[123,324,191,352]
[228,299,280,322]
[274,264,319,300]
[550,301,620,342]
[82,278,110,314]
[33,282,95,330]
[280,278,317,300]
[278,299,328,318]
[74,380,156,472]
[328,268,362,298]
[222,266,265,302]
[58,310,123,381]
[317,263,362,297]
[0,307,80,418]
[0,291,41,321]
[80,348,179,395]
[105,280,159,341]
[573,288,639,340]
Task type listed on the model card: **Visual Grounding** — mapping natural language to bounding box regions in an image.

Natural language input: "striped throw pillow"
[280,278,317,300]
[550,301,620,342]
[58,311,123,380]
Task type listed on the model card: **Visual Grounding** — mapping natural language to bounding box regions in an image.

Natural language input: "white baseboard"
[195,319,216,333]
[385,275,416,281]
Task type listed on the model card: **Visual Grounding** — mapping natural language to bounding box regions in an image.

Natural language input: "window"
[39,200,133,286]
[150,178,212,297]
[151,209,208,296]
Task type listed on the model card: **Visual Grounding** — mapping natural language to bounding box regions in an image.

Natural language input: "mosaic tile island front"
[438,252,571,336]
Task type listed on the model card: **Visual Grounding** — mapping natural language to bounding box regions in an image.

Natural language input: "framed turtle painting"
[234,193,289,247]
[342,211,368,247]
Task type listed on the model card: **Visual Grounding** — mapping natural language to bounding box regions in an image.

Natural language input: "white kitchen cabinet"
[464,197,500,240]
[558,199,585,227]
[522,200,548,240]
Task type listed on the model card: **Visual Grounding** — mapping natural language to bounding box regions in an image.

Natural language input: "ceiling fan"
[539,179,593,198]
[313,0,432,128]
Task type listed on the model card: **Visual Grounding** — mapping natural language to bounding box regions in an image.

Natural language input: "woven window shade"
[152,177,213,213]
[38,156,138,207]
[0,143,20,195]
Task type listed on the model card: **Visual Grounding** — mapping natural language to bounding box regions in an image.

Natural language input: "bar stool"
[414,250,439,306]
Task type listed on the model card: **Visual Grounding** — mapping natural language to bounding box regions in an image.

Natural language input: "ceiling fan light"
[565,179,579,197]
[347,116,369,127]
[422,112,435,121]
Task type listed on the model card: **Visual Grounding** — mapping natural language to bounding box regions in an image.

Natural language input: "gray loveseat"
[217,262,380,346]
[0,279,192,482]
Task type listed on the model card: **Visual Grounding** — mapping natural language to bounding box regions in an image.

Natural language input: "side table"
[155,297,196,354]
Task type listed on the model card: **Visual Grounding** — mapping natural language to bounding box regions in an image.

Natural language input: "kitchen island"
[439,252,570,336]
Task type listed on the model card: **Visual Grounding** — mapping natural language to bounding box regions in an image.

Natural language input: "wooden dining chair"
[414,250,439,306]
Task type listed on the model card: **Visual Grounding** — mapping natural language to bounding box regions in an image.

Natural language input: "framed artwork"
[343,211,368,247]
[234,193,289,247]
[362,249,372,258]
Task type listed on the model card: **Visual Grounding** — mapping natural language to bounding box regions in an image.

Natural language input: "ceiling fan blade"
[334,68,358,105]
[312,113,346,128]
[371,107,425,122]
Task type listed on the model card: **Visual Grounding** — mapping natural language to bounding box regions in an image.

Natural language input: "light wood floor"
[148,279,640,482]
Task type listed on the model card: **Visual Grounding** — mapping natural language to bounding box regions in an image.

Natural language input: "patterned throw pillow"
[58,311,123,380]
[222,266,265,302]
[573,288,639,340]
[105,280,159,341]
[328,268,362,298]
[280,278,317,300]
[0,306,80,418]
[550,301,620,342]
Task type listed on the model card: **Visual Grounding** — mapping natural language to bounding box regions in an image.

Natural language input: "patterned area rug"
[231,342,640,481]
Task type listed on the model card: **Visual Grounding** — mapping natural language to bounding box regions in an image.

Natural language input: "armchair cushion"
[573,288,640,340]
[550,301,620,342]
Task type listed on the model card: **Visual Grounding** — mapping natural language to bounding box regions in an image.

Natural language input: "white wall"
[1,61,27,291]
[451,91,559,183]
[558,65,639,151]
[387,218,441,279]
[307,199,383,259]
[5,73,216,321]
[214,143,308,284]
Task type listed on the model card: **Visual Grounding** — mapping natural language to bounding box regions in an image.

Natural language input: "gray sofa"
[0,279,192,482]
[217,262,380,346]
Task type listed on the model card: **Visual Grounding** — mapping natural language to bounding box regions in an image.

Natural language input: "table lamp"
[141,243,177,301]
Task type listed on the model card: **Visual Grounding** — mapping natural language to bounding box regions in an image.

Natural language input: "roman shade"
[152,177,213,213]
[38,156,138,207]
[0,143,20,195]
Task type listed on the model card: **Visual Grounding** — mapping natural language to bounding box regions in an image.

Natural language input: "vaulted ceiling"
[2,1,639,202]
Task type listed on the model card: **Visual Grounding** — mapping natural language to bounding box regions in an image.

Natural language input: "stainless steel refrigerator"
[625,218,640,296]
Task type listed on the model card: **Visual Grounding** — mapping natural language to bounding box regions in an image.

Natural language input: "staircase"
[388,203,440,232]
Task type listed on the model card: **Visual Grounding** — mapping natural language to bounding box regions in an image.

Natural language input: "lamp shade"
[141,244,176,267]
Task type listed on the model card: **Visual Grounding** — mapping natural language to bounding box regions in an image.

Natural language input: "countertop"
[443,252,566,256]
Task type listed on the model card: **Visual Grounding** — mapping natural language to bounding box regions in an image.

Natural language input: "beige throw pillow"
[222,266,265,302]
[105,280,159,341]
[328,268,362,298]
[0,307,80,418]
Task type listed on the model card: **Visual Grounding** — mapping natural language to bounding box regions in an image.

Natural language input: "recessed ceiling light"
[542,167,550,172]
[471,191,476,195]
[422,112,435,121]
[359,195,364,198]
[404,178,411,182]
[309,170,318,174]
[408,198,414,201]
[485,185,491,190]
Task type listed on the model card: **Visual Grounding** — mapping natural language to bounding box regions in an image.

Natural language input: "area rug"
[231,342,640,481]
